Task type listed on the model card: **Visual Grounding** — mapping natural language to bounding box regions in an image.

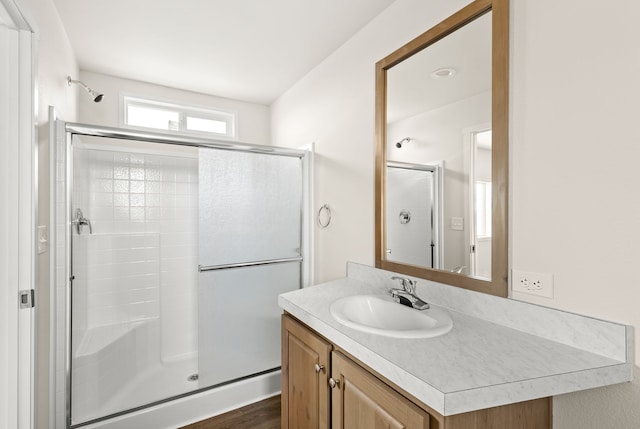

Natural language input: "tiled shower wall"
[73,143,198,361]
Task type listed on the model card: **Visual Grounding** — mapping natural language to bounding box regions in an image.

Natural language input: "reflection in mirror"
[469,129,492,278]
[385,161,443,269]
[386,12,491,277]
[375,0,509,297]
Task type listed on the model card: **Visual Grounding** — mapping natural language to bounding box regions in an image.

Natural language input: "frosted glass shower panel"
[198,262,300,386]
[198,148,303,265]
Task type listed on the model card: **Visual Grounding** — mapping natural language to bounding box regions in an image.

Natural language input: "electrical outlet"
[512,269,554,298]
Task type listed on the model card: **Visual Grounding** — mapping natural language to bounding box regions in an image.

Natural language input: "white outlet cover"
[450,217,464,231]
[512,269,554,298]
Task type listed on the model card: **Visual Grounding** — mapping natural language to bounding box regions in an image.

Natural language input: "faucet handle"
[72,208,93,235]
[391,276,415,293]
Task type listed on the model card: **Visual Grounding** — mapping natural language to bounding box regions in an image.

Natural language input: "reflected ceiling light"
[429,67,457,79]
[67,76,104,102]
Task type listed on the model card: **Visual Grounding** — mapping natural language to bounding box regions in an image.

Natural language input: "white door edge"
[1,0,37,428]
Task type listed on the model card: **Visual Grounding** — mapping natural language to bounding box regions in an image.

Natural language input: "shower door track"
[70,367,281,429]
[65,122,306,157]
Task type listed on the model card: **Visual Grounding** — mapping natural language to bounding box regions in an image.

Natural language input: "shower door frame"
[53,120,313,428]
[386,160,444,269]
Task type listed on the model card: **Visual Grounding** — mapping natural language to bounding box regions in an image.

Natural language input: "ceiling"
[52,0,396,105]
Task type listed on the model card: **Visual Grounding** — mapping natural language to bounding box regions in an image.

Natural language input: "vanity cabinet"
[281,313,331,429]
[331,351,430,429]
[281,314,551,429]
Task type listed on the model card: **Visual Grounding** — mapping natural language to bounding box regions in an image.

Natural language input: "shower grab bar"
[198,256,303,272]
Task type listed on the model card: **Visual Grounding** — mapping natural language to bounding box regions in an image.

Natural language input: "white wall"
[76,71,271,146]
[511,1,640,425]
[271,0,640,427]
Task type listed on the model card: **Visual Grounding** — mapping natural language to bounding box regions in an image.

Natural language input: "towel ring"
[318,204,331,228]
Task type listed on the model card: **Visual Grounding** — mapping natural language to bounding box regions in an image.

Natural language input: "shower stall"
[51,114,312,428]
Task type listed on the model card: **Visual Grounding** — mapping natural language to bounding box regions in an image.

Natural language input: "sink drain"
[187,374,199,382]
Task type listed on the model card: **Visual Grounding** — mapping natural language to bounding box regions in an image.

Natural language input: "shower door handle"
[72,208,93,234]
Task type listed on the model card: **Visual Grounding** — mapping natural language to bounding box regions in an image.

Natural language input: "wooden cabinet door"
[281,315,332,429]
[331,352,430,429]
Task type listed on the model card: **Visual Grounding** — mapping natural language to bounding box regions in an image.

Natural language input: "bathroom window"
[122,95,237,139]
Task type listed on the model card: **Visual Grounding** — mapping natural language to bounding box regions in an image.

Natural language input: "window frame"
[120,94,238,140]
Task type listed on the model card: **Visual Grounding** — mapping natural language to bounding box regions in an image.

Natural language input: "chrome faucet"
[72,208,93,235]
[389,276,430,310]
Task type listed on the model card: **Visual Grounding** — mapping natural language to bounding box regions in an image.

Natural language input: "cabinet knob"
[314,364,325,373]
[328,378,340,389]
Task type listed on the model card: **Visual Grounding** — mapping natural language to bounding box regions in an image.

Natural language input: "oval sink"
[329,294,453,338]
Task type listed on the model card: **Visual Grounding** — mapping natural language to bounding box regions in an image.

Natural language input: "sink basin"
[329,294,453,338]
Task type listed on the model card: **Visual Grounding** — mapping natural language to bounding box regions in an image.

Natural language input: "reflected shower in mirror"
[385,161,443,270]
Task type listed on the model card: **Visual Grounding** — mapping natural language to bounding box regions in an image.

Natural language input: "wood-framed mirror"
[375,0,509,296]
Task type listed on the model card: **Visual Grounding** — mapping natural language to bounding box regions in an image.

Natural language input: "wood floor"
[180,395,281,429]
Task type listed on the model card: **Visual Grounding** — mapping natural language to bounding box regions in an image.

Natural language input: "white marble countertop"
[278,263,634,416]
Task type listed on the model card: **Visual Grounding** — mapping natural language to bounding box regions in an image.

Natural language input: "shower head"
[395,137,411,148]
[67,76,104,103]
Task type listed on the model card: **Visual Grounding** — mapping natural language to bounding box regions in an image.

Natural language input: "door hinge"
[19,289,35,309]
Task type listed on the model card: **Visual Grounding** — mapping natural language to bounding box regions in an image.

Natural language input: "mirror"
[375,0,509,296]
[386,13,491,276]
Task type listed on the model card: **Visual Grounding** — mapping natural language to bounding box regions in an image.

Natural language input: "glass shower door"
[386,164,437,268]
[69,138,200,426]
[197,148,303,387]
